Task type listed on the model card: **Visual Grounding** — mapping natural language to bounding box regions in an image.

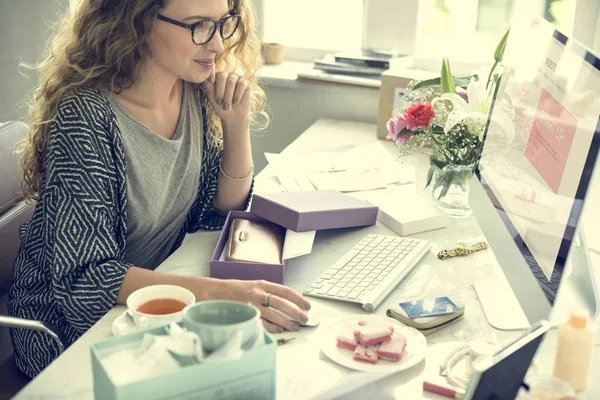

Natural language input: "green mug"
[182,300,260,352]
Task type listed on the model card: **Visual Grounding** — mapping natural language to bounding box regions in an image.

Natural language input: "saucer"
[320,314,427,373]
[112,310,139,336]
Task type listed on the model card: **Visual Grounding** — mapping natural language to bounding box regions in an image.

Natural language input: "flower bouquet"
[386,30,513,218]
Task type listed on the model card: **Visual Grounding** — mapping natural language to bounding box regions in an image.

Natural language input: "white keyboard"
[303,234,431,312]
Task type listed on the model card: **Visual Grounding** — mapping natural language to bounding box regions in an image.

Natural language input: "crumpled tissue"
[103,319,266,385]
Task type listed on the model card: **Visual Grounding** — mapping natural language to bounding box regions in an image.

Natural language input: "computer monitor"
[470,16,600,330]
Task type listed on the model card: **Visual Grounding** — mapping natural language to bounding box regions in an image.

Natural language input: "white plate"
[112,310,139,336]
[320,314,427,373]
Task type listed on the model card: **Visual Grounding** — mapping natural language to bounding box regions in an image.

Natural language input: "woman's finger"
[260,280,310,311]
[260,305,300,332]
[267,295,308,325]
[214,72,227,106]
[232,77,249,105]
[262,318,280,333]
[209,64,216,84]
[203,77,216,105]
[221,73,239,111]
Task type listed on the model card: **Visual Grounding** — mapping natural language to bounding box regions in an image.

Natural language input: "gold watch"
[437,242,489,260]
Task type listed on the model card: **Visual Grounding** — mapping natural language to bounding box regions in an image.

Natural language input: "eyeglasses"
[156,14,241,45]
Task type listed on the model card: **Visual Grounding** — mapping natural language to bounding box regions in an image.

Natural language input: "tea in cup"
[126,285,196,330]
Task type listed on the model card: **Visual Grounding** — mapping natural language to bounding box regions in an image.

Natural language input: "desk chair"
[0,121,66,398]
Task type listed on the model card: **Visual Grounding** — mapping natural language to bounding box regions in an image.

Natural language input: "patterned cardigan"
[8,85,249,378]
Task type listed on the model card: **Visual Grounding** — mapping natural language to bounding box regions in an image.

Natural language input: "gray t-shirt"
[106,82,203,270]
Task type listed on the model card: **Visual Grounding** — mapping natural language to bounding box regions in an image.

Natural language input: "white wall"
[252,81,380,173]
[0,0,68,122]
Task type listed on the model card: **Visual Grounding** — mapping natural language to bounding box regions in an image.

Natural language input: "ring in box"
[210,190,379,284]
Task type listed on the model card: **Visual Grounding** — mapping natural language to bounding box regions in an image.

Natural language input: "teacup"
[126,285,196,330]
[182,300,260,352]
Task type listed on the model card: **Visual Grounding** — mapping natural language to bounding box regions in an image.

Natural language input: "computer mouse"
[272,307,320,327]
[300,310,320,327]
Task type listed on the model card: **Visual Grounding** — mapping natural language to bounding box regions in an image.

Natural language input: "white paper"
[282,229,316,260]
[308,169,390,192]
[276,173,317,192]
[265,152,349,173]
[276,173,304,192]
[266,142,414,194]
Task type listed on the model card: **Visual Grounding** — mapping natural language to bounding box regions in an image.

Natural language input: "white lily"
[437,77,515,142]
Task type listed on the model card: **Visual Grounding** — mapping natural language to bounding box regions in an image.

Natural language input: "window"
[261,0,363,51]
[414,0,579,63]
[260,0,584,65]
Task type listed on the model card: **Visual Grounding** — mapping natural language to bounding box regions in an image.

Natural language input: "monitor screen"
[476,16,600,304]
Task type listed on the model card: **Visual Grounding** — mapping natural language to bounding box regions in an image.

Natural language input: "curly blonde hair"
[19,0,267,201]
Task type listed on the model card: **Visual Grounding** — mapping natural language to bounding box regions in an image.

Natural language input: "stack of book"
[312,50,397,78]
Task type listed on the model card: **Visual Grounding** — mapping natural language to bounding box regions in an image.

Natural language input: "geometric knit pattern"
[7,85,251,378]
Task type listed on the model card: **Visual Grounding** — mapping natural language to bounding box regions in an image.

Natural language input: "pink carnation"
[403,102,435,130]
[386,114,407,140]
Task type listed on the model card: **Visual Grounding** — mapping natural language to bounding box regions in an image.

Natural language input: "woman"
[8,0,310,378]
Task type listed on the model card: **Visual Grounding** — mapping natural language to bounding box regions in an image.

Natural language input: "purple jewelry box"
[210,211,287,284]
[249,190,379,232]
[210,191,378,284]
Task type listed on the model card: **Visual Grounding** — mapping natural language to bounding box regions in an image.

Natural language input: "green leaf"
[430,157,447,170]
[431,125,445,134]
[432,172,448,194]
[440,59,456,94]
[438,179,452,200]
[399,127,414,136]
[412,76,473,92]
[412,76,472,91]
[426,165,436,188]
[494,29,510,62]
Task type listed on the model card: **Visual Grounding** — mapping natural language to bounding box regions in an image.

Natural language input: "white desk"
[14,119,600,399]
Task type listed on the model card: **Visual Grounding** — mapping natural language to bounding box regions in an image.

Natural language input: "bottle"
[553,309,597,391]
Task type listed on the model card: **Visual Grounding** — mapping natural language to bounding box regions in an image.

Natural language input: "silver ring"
[263,292,272,307]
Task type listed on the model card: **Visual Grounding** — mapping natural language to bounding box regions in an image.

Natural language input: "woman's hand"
[203,66,251,129]
[217,279,311,333]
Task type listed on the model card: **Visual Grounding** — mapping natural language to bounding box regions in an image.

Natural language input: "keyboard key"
[317,284,334,295]
[327,287,342,296]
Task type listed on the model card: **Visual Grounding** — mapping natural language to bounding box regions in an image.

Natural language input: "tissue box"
[210,191,378,283]
[91,325,276,400]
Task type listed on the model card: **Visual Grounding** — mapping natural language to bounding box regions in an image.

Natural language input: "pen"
[423,381,463,399]
[277,338,295,346]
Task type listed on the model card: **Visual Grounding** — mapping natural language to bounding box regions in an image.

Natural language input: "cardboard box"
[211,211,289,284]
[91,326,276,400]
[250,190,379,232]
[210,191,378,283]
[376,197,449,236]
[351,189,448,236]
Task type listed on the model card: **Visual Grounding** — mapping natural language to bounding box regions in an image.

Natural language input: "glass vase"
[429,162,474,218]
